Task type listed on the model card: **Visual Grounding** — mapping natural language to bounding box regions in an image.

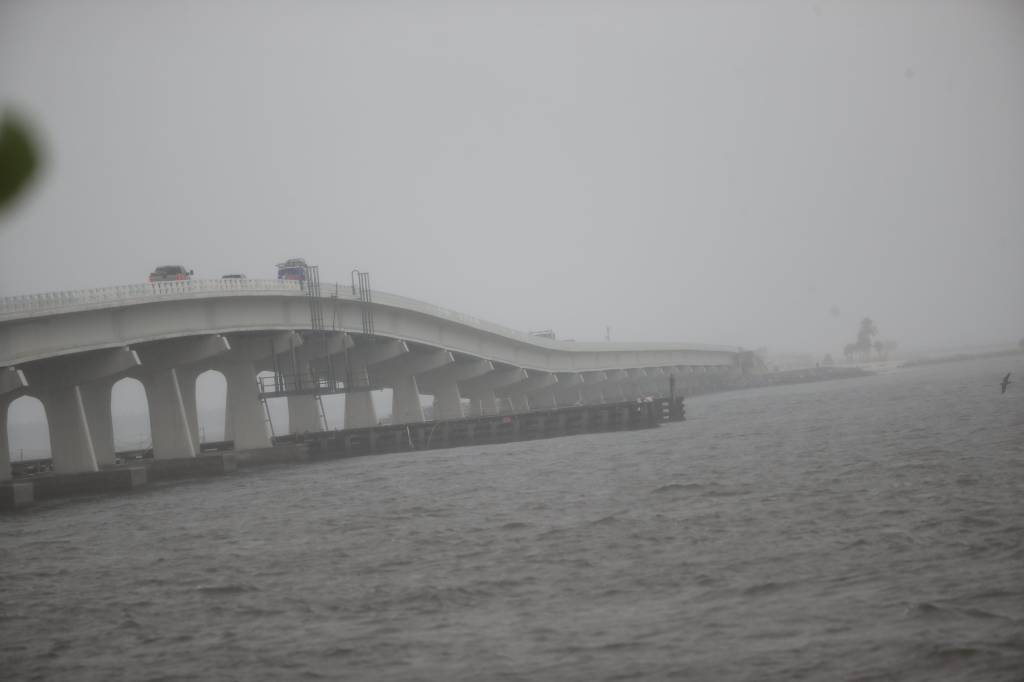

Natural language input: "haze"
[1,0,1022,357]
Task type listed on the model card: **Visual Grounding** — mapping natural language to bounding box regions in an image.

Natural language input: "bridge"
[0,278,750,480]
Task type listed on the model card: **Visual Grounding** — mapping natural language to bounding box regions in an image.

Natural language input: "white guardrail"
[0,278,741,353]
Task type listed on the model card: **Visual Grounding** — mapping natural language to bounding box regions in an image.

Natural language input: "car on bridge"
[276,258,308,281]
[221,273,246,279]
[148,265,193,282]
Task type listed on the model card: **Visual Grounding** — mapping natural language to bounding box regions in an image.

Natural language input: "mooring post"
[669,373,680,421]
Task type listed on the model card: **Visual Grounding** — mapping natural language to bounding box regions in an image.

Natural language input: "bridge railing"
[0,278,741,353]
[0,278,304,320]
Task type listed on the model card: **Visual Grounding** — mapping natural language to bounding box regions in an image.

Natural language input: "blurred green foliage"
[0,112,41,215]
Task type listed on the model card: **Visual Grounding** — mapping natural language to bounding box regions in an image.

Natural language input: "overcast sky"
[1,0,1022,357]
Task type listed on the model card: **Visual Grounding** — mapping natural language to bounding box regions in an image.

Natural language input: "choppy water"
[2,356,1023,681]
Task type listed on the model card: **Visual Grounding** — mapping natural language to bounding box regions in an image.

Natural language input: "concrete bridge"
[0,278,748,480]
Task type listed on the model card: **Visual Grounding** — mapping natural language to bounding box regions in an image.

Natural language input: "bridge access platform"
[292,396,685,460]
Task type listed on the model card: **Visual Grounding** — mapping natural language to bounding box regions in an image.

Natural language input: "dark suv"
[148,265,193,282]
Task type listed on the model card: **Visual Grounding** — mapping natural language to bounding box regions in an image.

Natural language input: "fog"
[1,0,1022,357]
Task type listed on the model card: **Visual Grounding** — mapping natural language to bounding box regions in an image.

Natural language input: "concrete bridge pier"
[643,368,665,396]
[460,367,527,416]
[623,368,648,399]
[217,333,300,449]
[430,380,464,420]
[142,368,197,459]
[80,378,116,466]
[553,373,583,407]
[342,338,408,428]
[344,392,377,429]
[498,371,557,413]
[600,370,629,402]
[365,348,453,424]
[41,386,99,473]
[22,348,140,473]
[391,376,425,424]
[580,372,608,404]
[221,360,270,449]
[417,359,492,421]
[131,335,232,457]
[279,333,348,435]
[1,398,12,483]
[0,368,25,482]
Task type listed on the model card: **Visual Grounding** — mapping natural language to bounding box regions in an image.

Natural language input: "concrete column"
[466,391,500,417]
[224,380,235,442]
[0,396,12,483]
[40,385,99,473]
[344,391,377,429]
[143,368,197,459]
[222,360,271,450]
[497,371,557,413]
[432,380,464,421]
[580,372,608,405]
[372,349,454,424]
[391,375,424,424]
[288,394,322,434]
[79,379,115,466]
[459,367,527,415]
[601,370,629,402]
[177,367,201,452]
[507,394,529,412]
[622,369,646,400]
[553,373,583,407]
[528,387,558,409]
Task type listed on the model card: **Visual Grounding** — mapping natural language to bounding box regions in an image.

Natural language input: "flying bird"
[1000,373,1011,394]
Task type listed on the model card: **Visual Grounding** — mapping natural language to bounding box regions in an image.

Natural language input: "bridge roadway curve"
[0,279,750,479]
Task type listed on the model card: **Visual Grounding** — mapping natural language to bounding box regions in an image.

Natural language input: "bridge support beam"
[417,359,493,421]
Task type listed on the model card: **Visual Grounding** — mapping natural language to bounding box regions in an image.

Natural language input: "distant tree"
[855,317,879,361]
[823,353,835,366]
[1019,337,1024,351]
[873,339,885,360]
[843,344,856,362]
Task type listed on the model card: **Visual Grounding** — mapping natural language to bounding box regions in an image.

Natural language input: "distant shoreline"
[899,347,1024,369]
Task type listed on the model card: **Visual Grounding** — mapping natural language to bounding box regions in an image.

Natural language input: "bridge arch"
[3,395,50,478]
[111,377,151,458]
[195,369,227,446]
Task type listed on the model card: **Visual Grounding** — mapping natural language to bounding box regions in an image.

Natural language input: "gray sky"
[1,0,1022,356]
